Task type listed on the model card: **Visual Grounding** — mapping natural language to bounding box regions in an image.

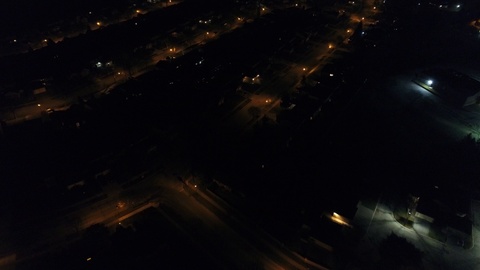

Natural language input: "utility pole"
[366,192,382,235]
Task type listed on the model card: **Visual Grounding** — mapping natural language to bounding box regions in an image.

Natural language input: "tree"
[248,106,262,119]
[378,233,423,270]
[84,223,110,248]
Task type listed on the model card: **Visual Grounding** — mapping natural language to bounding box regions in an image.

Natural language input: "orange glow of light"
[330,212,352,227]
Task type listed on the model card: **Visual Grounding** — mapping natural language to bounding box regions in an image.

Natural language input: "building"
[415,68,480,107]
[413,185,472,248]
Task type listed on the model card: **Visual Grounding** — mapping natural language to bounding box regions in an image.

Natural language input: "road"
[216,3,372,138]
[156,177,287,270]
[6,167,328,270]
[0,0,242,125]
[1,1,382,268]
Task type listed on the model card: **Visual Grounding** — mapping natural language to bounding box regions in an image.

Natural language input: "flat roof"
[422,68,480,97]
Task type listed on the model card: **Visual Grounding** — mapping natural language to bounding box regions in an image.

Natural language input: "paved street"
[0,0,241,125]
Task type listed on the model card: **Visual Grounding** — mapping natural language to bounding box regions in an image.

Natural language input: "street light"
[113,71,122,83]
[427,79,433,86]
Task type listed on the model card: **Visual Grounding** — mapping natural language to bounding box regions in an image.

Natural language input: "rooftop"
[421,68,480,97]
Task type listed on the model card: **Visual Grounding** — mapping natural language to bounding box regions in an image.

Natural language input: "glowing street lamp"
[427,79,433,86]
[331,212,352,227]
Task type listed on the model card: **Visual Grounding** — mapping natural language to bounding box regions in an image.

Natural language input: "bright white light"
[456,4,460,8]
[427,79,433,86]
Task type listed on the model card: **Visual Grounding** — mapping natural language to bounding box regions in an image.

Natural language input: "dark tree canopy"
[378,233,423,270]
